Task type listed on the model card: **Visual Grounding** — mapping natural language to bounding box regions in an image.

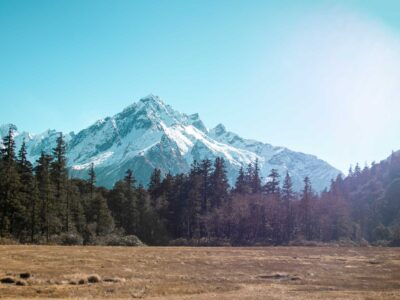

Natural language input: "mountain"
[0,95,341,191]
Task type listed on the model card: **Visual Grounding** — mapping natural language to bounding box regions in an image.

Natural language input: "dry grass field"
[0,245,399,299]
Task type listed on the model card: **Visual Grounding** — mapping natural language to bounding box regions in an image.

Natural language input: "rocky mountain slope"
[0,95,341,191]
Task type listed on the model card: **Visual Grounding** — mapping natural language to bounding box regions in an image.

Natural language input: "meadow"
[0,245,399,299]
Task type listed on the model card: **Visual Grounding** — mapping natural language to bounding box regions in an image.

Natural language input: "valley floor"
[0,245,399,299]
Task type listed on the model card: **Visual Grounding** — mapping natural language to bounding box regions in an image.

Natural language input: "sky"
[1,0,400,172]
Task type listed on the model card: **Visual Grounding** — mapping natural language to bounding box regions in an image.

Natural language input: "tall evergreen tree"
[210,157,229,209]
[185,163,203,238]
[90,193,114,236]
[248,160,262,194]
[68,182,86,236]
[0,126,24,237]
[354,163,362,177]
[107,181,128,230]
[88,163,96,202]
[282,172,294,202]
[148,168,162,202]
[281,172,295,242]
[124,169,138,234]
[200,158,213,214]
[234,167,248,194]
[29,179,40,242]
[264,169,280,195]
[51,133,68,231]
[124,169,136,189]
[17,139,35,240]
[35,152,56,241]
[168,173,186,238]
[1,126,17,163]
[300,176,313,240]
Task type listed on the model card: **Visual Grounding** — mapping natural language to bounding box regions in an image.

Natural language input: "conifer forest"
[1,126,399,247]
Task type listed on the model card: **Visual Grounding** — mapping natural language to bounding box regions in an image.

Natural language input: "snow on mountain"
[0,95,341,191]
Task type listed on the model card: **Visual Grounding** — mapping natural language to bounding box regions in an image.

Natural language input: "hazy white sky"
[250,6,400,172]
[0,1,399,172]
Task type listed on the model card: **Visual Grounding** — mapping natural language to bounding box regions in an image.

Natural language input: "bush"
[337,238,358,247]
[372,224,391,241]
[371,240,391,247]
[93,234,145,247]
[389,227,400,247]
[359,238,370,247]
[48,233,84,245]
[60,233,84,245]
[168,238,190,246]
[0,237,19,245]
[169,237,231,247]
[288,239,325,247]
[389,239,400,247]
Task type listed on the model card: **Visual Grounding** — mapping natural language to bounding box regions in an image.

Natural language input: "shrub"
[372,224,391,242]
[93,234,145,247]
[359,238,370,247]
[59,233,84,245]
[337,238,358,247]
[0,237,19,245]
[371,240,391,247]
[389,227,400,247]
[168,238,190,246]
[169,237,231,247]
[288,239,324,247]
[48,233,83,245]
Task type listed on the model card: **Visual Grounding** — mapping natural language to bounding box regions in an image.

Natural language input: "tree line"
[0,126,399,246]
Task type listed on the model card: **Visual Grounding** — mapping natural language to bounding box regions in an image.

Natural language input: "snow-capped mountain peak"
[210,123,227,137]
[0,95,341,191]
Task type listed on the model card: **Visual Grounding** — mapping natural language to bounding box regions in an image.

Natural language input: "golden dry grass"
[0,245,399,299]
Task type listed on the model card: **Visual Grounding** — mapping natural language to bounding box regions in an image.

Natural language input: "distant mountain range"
[0,95,341,191]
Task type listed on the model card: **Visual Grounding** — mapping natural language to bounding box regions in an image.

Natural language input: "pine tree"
[91,193,113,236]
[29,179,40,242]
[200,159,212,215]
[263,169,281,243]
[51,133,68,232]
[88,163,96,202]
[0,126,24,237]
[252,159,262,194]
[210,157,229,209]
[148,168,162,201]
[246,160,262,194]
[17,139,35,240]
[348,165,354,177]
[281,172,295,242]
[17,139,32,175]
[264,169,280,195]
[35,152,57,241]
[245,163,254,189]
[67,182,86,236]
[300,176,313,240]
[1,126,17,163]
[185,164,203,238]
[136,184,149,240]
[107,181,128,230]
[124,169,136,189]
[282,172,294,202]
[234,167,248,194]
[354,163,362,177]
[160,173,174,220]
[124,169,138,234]
[168,174,186,238]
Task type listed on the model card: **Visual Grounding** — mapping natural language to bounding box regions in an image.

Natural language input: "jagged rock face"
[0,95,341,191]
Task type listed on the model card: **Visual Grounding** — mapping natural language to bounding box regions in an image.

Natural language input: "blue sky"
[1,0,400,172]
